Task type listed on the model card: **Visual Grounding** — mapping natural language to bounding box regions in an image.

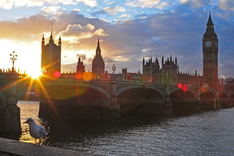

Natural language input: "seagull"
[23,118,48,145]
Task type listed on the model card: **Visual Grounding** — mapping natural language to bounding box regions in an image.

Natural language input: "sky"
[0,0,233,78]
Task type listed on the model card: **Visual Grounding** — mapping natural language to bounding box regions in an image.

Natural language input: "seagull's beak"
[23,121,27,124]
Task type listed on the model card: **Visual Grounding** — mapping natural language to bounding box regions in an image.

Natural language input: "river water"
[12,101,234,155]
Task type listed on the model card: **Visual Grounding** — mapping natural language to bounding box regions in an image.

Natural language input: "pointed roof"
[207,10,214,26]
[49,22,54,43]
[204,10,217,37]
[96,37,101,56]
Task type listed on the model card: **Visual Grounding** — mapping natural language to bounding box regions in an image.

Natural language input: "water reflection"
[2,101,234,155]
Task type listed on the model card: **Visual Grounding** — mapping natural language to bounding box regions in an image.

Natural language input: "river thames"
[10,101,234,155]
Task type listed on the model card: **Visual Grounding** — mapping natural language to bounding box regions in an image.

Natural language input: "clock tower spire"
[202,10,218,88]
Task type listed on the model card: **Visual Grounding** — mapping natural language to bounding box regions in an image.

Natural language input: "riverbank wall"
[0,137,101,156]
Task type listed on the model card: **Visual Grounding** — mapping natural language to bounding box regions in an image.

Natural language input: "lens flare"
[83,72,93,81]
[53,72,61,78]
[178,83,182,89]
[75,73,82,79]
[182,84,188,92]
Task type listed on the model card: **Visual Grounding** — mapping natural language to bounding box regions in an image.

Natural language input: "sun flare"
[28,70,42,79]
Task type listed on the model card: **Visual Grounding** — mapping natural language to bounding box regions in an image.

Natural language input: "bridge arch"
[117,86,165,100]
[169,88,197,98]
[200,91,216,102]
[82,84,110,105]
[117,86,165,113]
[36,82,110,106]
[170,89,197,102]
[218,92,228,99]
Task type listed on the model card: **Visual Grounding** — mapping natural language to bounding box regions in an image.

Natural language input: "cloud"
[76,0,98,7]
[0,4,233,76]
[72,9,81,12]
[108,1,116,5]
[0,0,97,9]
[179,0,210,8]
[76,53,86,60]
[92,6,126,16]
[217,0,234,11]
[41,6,61,14]
[61,63,77,73]
[60,23,108,43]
[126,0,168,9]
[119,13,132,19]
[127,0,160,8]
[104,57,117,63]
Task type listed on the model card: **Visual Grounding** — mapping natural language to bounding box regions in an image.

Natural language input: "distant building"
[41,31,61,75]
[143,56,202,85]
[76,57,85,73]
[92,38,105,78]
[142,12,219,87]
[143,56,179,83]
[161,56,178,84]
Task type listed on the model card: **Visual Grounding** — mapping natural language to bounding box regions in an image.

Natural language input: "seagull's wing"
[37,125,48,137]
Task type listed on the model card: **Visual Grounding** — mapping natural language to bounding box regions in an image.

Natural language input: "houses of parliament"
[41,12,219,88]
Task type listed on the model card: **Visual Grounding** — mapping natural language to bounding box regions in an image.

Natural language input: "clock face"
[205,41,211,47]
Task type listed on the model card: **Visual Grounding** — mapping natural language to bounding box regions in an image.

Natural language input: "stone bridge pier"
[0,72,29,134]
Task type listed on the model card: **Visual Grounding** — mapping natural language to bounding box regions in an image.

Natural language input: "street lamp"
[10,51,17,72]
[112,64,116,74]
[112,64,116,80]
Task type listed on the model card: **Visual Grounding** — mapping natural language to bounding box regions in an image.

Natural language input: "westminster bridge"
[0,73,234,133]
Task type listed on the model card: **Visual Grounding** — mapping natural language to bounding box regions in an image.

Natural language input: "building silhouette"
[41,30,61,75]
[76,57,85,73]
[202,11,218,88]
[92,38,105,78]
[143,56,181,83]
[143,12,218,86]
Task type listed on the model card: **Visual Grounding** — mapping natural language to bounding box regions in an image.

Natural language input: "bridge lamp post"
[112,64,116,74]
[10,50,18,72]
[112,64,116,80]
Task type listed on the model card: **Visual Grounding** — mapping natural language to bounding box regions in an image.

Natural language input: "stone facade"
[41,33,61,75]
[76,57,85,73]
[92,38,105,78]
[202,11,218,88]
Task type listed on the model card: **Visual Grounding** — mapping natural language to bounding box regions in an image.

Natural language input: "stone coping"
[0,137,101,156]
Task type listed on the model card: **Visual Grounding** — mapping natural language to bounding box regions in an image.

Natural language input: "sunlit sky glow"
[0,0,233,78]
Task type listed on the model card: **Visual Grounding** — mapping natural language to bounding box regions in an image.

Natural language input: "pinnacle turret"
[206,10,214,29]
[96,37,101,56]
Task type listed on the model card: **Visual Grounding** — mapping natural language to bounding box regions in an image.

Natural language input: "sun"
[28,70,42,79]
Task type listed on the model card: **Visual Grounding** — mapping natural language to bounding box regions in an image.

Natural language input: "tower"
[41,23,61,75]
[202,11,218,88]
[92,37,105,77]
[76,57,85,73]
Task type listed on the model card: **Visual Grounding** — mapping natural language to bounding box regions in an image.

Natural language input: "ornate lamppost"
[112,64,116,80]
[10,51,17,72]
[112,64,116,74]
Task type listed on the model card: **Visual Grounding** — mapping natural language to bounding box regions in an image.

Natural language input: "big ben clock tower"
[203,11,218,88]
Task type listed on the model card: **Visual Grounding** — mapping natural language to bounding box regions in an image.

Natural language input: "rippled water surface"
[15,101,234,155]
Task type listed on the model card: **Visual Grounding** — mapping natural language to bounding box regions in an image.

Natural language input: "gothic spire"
[204,10,216,36]
[42,34,45,43]
[49,22,54,43]
[207,9,214,29]
[96,37,101,56]
[58,35,61,46]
